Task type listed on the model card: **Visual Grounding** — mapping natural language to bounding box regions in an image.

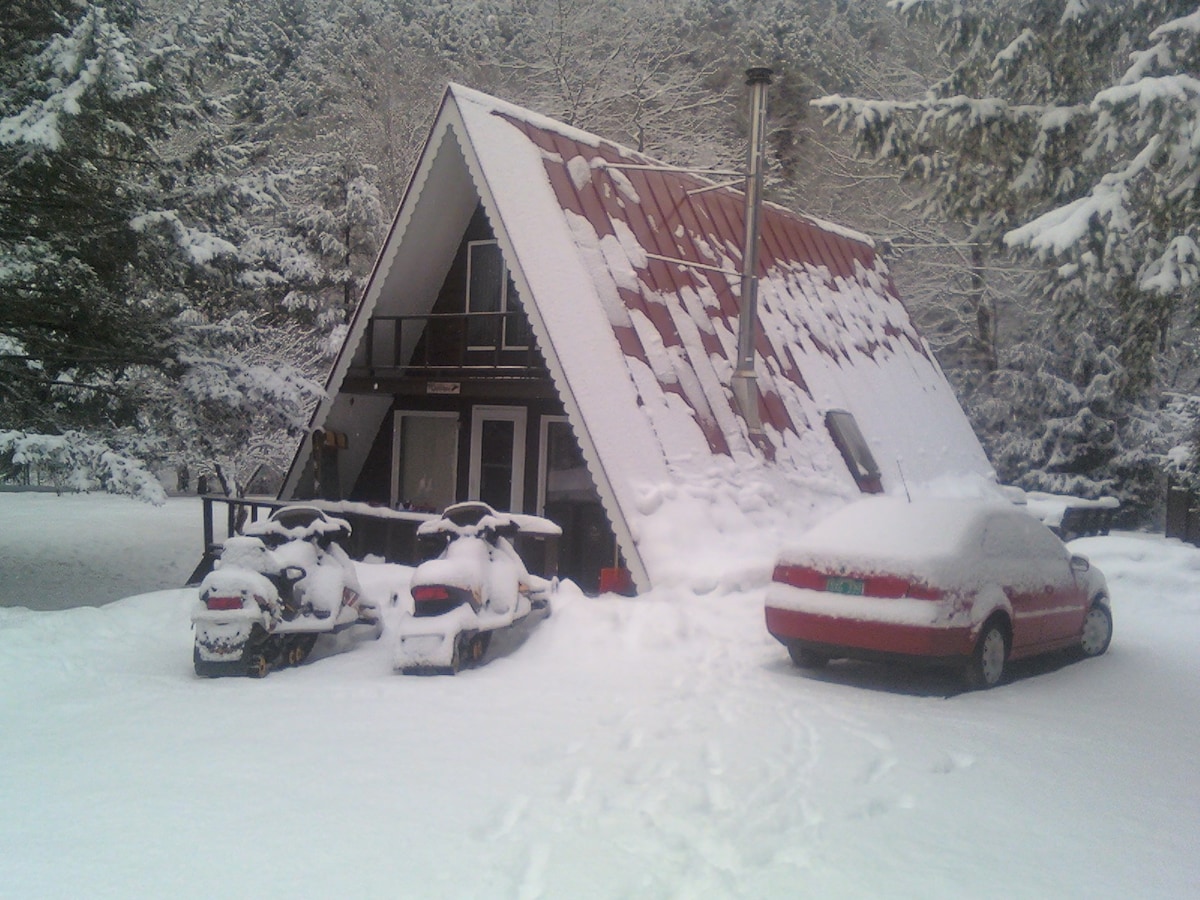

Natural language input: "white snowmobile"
[192,505,381,677]
[395,501,559,675]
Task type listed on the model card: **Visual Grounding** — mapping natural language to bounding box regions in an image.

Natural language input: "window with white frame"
[466,240,531,350]
[391,411,459,512]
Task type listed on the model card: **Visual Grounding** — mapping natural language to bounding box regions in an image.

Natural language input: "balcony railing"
[356,312,546,377]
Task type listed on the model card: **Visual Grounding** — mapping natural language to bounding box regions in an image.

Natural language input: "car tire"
[788,644,829,670]
[965,620,1008,690]
[1079,603,1112,657]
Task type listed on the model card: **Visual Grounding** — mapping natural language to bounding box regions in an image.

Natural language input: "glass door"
[469,406,527,512]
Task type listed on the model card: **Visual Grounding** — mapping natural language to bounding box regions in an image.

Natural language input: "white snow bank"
[1,495,1198,898]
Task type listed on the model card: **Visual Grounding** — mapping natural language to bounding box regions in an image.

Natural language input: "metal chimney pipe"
[732,66,772,437]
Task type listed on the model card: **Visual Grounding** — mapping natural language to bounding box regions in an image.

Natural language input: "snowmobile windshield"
[443,503,496,527]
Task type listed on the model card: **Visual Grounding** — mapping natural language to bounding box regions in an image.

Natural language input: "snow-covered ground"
[0,491,202,609]
[1,493,1198,898]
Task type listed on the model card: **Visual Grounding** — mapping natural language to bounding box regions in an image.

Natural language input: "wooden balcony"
[343,311,555,399]
[353,312,548,379]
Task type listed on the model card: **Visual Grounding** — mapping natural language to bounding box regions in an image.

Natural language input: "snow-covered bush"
[0,430,167,504]
[959,331,1168,521]
[1163,393,1200,492]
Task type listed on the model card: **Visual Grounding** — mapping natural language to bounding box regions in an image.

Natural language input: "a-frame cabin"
[279,84,994,593]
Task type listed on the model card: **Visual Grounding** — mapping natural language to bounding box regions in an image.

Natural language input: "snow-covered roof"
[288,83,994,592]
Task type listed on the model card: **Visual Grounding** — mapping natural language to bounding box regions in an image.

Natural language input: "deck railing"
[192,495,558,584]
[357,311,546,376]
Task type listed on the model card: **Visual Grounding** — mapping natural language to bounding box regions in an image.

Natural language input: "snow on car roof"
[778,497,1012,583]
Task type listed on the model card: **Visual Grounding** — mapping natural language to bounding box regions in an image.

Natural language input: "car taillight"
[863,575,909,598]
[860,577,943,600]
[412,585,451,603]
[859,577,944,600]
[904,582,944,601]
[772,565,826,590]
[205,596,244,611]
[774,565,943,601]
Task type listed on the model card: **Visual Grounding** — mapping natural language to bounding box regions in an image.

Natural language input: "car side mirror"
[1070,555,1090,574]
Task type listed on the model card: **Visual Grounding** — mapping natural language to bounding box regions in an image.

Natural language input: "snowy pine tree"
[814,0,1200,518]
[0,2,183,499]
[0,2,336,500]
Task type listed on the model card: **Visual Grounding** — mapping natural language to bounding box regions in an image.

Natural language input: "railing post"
[202,496,214,550]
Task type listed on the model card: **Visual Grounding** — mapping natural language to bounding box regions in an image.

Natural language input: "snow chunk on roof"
[607,166,641,205]
[567,155,592,191]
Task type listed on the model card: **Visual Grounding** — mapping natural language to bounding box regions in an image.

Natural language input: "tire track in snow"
[478,590,943,895]
[558,595,832,890]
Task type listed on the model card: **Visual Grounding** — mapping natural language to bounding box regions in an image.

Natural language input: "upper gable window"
[466,240,530,350]
[825,409,883,494]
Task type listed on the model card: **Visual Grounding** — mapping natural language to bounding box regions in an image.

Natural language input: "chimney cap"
[745,66,774,85]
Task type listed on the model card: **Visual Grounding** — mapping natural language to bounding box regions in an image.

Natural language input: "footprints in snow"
[932,750,976,774]
[486,699,980,899]
[857,747,976,785]
[861,754,898,785]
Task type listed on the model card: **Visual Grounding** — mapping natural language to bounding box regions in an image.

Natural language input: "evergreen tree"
[813,0,1200,518]
[0,1,333,499]
[0,2,181,498]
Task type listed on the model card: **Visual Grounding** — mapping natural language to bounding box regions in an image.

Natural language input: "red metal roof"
[496,109,926,459]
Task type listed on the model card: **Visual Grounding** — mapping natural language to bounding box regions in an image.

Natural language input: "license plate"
[825,576,864,596]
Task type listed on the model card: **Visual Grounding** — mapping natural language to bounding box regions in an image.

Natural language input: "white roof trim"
[279,86,652,589]
[443,92,651,590]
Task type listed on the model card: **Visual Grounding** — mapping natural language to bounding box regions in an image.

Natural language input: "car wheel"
[965,621,1007,690]
[1080,603,1112,657]
[787,644,829,670]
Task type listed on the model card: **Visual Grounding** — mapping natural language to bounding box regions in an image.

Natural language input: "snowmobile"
[192,505,381,677]
[395,501,559,675]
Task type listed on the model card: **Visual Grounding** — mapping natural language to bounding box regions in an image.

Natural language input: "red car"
[765,497,1113,689]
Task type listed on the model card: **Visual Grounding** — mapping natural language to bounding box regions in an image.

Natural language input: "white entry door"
[468,406,526,512]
